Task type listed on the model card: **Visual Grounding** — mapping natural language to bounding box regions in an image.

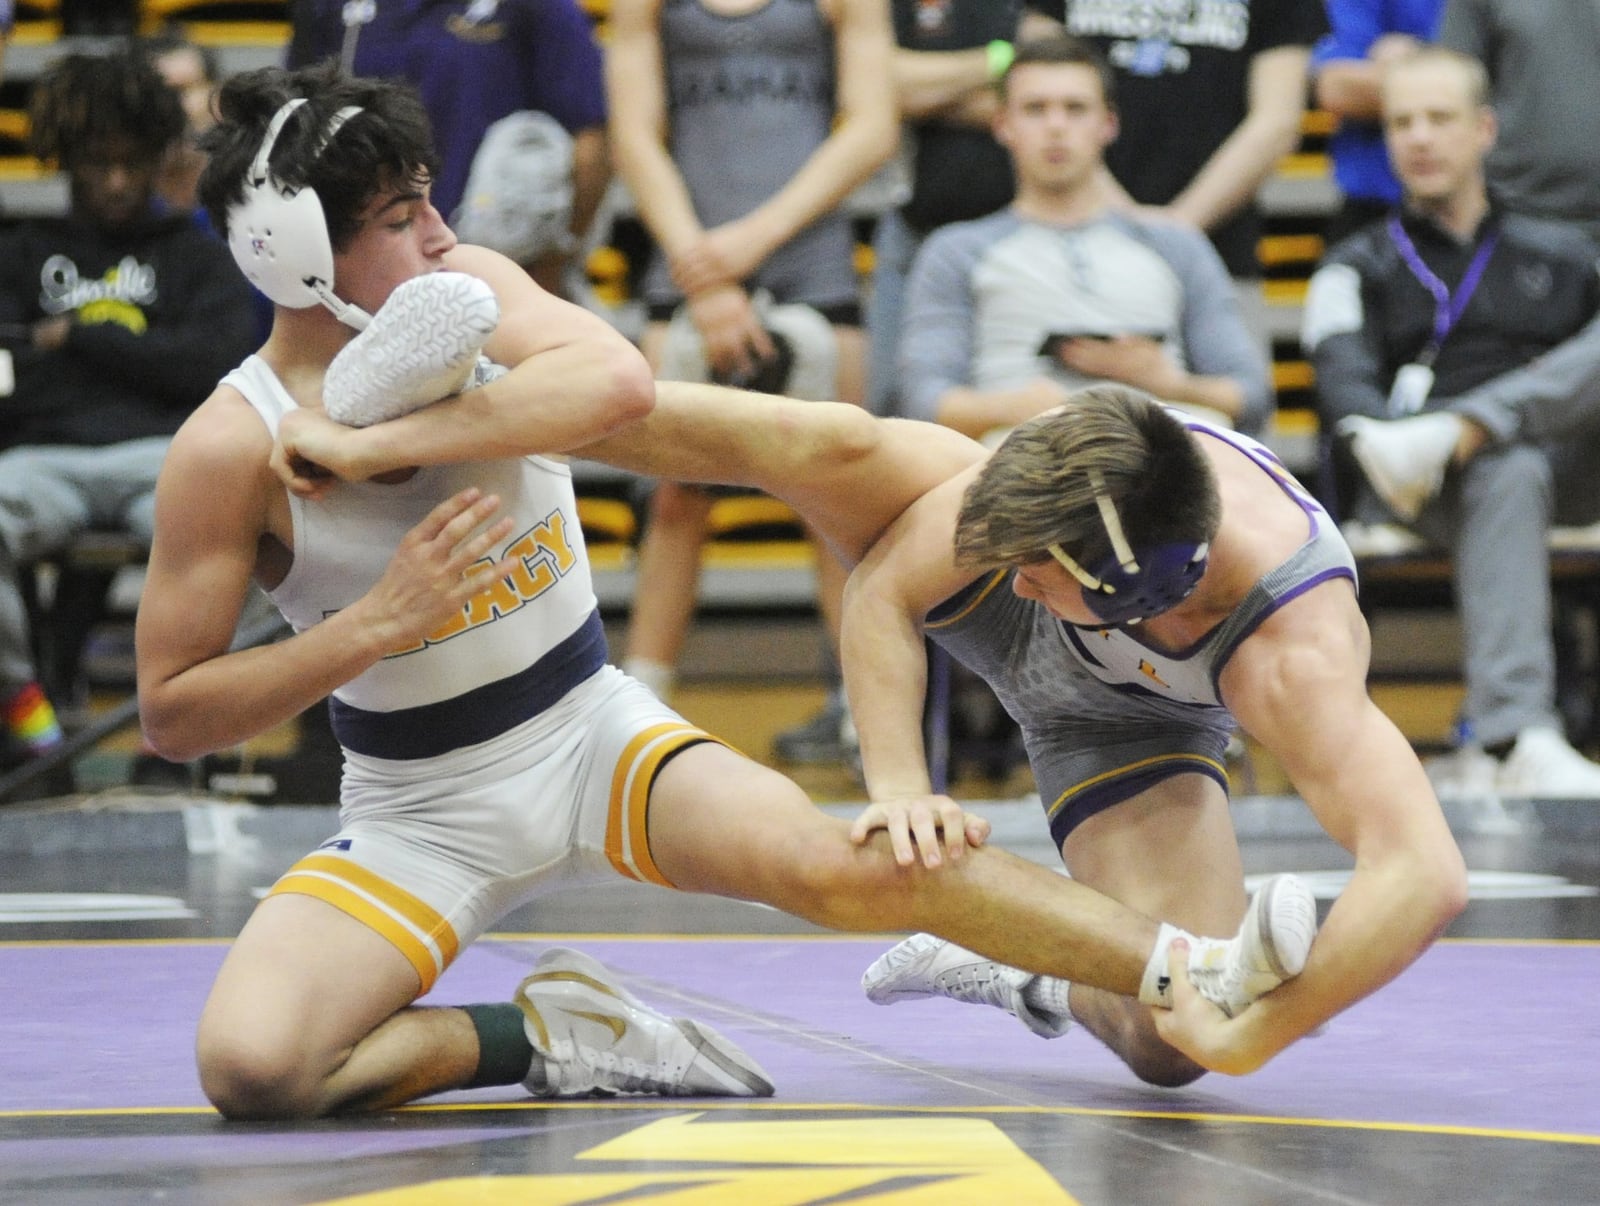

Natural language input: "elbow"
[603,350,658,434]
[138,702,205,766]
[1410,838,1470,937]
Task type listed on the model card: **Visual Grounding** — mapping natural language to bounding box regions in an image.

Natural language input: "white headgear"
[226,97,371,330]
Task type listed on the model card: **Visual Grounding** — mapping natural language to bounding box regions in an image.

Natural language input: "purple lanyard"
[1387,216,1500,365]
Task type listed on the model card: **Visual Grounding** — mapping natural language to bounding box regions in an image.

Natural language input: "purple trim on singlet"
[330,609,608,760]
[1182,412,1330,536]
[1201,565,1358,686]
[1047,756,1231,848]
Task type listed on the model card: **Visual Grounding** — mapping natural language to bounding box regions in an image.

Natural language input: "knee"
[196,1027,324,1121]
[1120,1040,1208,1089]
[766,826,918,933]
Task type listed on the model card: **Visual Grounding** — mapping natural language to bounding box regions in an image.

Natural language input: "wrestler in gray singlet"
[926,416,1360,847]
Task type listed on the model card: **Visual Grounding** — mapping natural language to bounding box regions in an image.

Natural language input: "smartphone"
[1037,330,1165,357]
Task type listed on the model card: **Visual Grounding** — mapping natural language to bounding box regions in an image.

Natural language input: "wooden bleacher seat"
[1343,520,1600,749]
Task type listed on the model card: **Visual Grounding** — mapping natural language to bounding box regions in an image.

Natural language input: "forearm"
[842,586,937,799]
[568,128,612,244]
[337,337,654,475]
[1159,372,1246,423]
[1168,110,1303,233]
[1314,60,1384,121]
[1451,310,1600,444]
[893,46,994,118]
[1234,847,1463,1067]
[613,133,706,261]
[737,118,897,261]
[933,382,1064,439]
[140,606,390,762]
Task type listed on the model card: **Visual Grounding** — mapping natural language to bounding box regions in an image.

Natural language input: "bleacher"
[8,8,1596,782]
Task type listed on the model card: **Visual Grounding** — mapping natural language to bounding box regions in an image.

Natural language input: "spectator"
[287,0,611,297]
[1303,46,1600,797]
[0,49,257,774]
[605,0,897,751]
[1311,0,1442,245]
[142,30,224,215]
[1033,0,1326,285]
[1440,0,1600,244]
[865,0,1062,419]
[900,35,1271,448]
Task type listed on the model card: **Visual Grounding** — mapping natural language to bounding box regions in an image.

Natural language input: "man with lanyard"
[1303,45,1600,799]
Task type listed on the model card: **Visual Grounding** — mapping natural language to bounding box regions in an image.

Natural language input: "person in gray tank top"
[572,377,1468,1083]
[605,0,897,737]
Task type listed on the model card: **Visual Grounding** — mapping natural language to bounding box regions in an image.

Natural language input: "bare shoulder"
[1222,574,1368,711]
[159,385,279,535]
[444,244,639,355]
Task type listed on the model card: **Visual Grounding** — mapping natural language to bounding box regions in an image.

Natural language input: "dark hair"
[1002,32,1118,109]
[140,26,223,86]
[28,47,187,167]
[954,385,1219,569]
[197,62,439,249]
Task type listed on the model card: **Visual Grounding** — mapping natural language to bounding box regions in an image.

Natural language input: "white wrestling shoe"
[861,935,1072,1039]
[1184,873,1320,1018]
[323,270,502,427]
[862,873,1318,1028]
[516,946,774,1098]
[1337,412,1463,522]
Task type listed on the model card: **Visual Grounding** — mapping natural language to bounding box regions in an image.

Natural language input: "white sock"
[623,657,675,700]
[1021,974,1074,1023]
[1138,922,1187,1007]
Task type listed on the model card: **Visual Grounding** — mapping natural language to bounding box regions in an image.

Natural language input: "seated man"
[899,34,1273,444]
[1303,46,1600,797]
[144,62,1326,1120]
[0,48,257,772]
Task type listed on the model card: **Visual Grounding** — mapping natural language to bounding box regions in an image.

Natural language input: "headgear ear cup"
[227,98,372,329]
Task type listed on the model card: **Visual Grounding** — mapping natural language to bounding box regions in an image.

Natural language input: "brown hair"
[1001,32,1117,109]
[954,385,1220,568]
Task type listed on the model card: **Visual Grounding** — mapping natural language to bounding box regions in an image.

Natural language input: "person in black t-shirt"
[1033,0,1326,280]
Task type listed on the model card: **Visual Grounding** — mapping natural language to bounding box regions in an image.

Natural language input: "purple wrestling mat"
[4,935,1598,1139]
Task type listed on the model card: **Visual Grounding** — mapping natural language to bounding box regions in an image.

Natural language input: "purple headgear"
[1046,472,1209,625]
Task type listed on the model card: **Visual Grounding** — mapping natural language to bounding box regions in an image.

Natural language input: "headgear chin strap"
[227,97,372,331]
[1046,471,1209,625]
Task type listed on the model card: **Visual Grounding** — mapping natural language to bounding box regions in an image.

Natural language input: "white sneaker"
[861,934,1072,1038]
[323,271,501,427]
[1184,874,1319,1018]
[516,946,774,1098]
[1337,412,1463,522]
[1497,726,1600,799]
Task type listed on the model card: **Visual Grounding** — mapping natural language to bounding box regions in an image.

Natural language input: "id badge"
[1388,362,1434,416]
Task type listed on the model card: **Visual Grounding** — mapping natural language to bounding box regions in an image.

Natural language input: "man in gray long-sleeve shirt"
[1302,46,1600,798]
[897,33,1271,443]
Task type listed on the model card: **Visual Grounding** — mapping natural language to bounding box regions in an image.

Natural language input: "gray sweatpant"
[0,438,170,689]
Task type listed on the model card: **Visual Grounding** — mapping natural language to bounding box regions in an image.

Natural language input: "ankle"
[1137,922,1188,1007]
